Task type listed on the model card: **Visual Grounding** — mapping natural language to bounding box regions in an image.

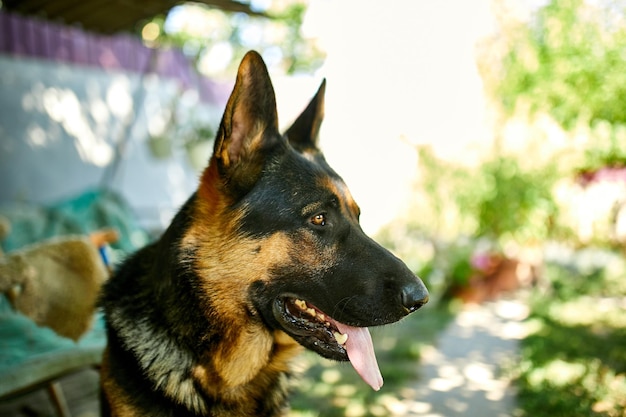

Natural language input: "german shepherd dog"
[99,50,429,417]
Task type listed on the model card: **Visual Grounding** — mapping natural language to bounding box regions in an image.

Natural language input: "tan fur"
[289,229,338,273]
[184,196,302,389]
[0,236,107,340]
[317,176,360,219]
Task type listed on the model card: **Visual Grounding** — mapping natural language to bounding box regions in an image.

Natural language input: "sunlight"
[320,368,341,384]
[26,125,47,147]
[89,98,110,126]
[428,376,463,393]
[106,77,133,119]
[302,0,495,233]
[405,401,432,414]
[198,42,233,75]
[41,86,114,166]
[142,22,160,42]
[378,394,409,415]
[463,362,493,385]
[166,164,191,205]
[344,402,367,417]
[528,359,587,387]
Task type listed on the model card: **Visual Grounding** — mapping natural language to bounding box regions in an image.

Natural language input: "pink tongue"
[335,322,383,391]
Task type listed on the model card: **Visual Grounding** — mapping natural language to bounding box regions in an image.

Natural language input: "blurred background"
[0,0,625,416]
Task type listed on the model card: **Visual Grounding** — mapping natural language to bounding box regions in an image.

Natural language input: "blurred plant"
[577,121,626,175]
[139,1,324,78]
[479,0,626,172]
[433,239,478,295]
[412,146,560,248]
[382,146,558,303]
[513,247,626,416]
[146,96,217,171]
[480,0,626,130]
[470,156,560,245]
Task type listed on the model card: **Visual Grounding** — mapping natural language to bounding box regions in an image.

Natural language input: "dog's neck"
[192,330,302,412]
[110,290,302,415]
[129,196,304,415]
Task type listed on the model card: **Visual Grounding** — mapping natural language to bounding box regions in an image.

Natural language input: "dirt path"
[398,299,528,417]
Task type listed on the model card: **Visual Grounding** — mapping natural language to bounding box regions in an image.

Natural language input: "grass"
[288,302,454,417]
[513,247,626,417]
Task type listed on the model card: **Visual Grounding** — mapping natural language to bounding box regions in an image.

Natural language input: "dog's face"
[196,51,428,390]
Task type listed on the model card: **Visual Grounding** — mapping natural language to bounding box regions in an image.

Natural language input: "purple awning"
[0,10,231,105]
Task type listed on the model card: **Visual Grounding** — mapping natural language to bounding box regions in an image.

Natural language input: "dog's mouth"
[272,295,383,391]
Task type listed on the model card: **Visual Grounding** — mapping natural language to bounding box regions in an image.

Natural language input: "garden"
[290,0,626,415]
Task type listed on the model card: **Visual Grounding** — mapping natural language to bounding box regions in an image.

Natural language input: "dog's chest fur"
[101,200,303,416]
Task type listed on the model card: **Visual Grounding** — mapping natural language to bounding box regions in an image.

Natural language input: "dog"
[99,50,429,417]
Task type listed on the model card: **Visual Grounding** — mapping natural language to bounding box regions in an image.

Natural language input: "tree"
[479,0,626,172]
[139,1,324,79]
[480,0,626,130]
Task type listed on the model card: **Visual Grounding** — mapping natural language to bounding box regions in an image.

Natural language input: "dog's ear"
[211,51,280,196]
[285,79,325,153]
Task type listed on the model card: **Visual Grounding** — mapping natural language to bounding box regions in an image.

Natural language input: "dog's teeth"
[294,299,307,310]
[293,299,327,321]
[333,332,348,345]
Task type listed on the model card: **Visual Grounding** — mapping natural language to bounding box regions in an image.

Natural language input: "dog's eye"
[311,213,326,227]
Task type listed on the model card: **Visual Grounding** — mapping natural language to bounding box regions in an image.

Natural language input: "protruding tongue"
[335,322,383,391]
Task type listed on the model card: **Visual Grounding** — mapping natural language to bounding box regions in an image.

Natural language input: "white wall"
[0,56,222,232]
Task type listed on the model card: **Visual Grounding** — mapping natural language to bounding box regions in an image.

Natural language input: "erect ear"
[212,51,280,197]
[284,79,325,153]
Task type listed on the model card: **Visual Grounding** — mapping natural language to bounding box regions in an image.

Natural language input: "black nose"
[400,282,429,313]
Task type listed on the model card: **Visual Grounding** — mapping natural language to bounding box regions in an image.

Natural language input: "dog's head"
[195,51,428,390]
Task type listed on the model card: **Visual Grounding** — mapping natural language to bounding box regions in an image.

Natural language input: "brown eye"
[311,213,326,226]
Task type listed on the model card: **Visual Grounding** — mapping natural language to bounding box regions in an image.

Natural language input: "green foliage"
[140,1,324,78]
[480,0,626,172]
[410,147,475,240]
[578,121,626,171]
[413,147,560,247]
[445,245,474,287]
[273,2,322,74]
[514,249,626,416]
[471,156,560,243]
[487,0,626,130]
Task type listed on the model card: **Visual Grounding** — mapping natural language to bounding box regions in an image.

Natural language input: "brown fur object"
[0,235,108,340]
